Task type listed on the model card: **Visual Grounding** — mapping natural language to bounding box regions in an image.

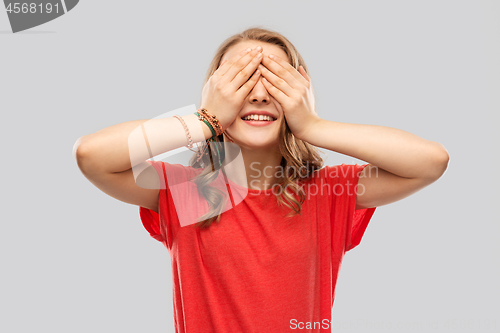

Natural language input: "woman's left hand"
[258,54,321,140]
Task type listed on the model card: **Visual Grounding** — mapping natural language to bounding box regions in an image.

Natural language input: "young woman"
[74,27,449,332]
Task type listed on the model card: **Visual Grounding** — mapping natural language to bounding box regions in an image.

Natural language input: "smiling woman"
[74,26,448,333]
[192,31,325,229]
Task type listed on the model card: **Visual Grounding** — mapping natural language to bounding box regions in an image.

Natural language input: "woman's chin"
[230,136,279,150]
[224,129,278,146]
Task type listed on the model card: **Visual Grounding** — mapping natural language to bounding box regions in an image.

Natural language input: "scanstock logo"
[3,0,79,33]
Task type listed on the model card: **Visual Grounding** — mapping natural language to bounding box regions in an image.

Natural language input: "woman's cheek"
[272,99,283,116]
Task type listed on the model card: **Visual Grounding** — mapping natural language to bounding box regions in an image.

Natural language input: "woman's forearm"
[301,118,449,180]
[74,114,212,174]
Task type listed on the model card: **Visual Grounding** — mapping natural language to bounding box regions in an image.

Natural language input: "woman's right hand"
[200,46,264,131]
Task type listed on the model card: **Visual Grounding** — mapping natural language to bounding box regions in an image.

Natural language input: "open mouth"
[241,115,277,122]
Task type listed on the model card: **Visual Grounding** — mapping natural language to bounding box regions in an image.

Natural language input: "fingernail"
[256,46,262,51]
[245,48,251,52]
[269,54,274,59]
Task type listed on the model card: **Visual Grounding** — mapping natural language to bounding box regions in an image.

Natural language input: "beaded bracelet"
[173,115,194,149]
[193,108,224,166]
[198,108,223,136]
[195,111,217,138]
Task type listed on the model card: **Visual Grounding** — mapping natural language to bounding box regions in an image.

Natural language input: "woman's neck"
[222,143,283,191]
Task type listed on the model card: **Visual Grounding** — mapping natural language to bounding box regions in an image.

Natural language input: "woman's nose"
[248,77,271,103]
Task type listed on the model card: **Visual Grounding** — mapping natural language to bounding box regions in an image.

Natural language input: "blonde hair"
[189,26,324,229]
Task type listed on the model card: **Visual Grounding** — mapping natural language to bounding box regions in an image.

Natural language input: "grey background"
[1,0,498,332]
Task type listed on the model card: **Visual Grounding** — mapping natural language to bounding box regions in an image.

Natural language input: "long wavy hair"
[189,26,324,229]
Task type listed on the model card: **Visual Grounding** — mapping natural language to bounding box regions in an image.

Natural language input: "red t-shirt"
[139,161,376,332]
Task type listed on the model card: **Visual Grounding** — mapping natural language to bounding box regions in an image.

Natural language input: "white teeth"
[242,114,274,121]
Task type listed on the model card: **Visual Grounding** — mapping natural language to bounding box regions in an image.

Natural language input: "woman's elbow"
[427,142,450,181]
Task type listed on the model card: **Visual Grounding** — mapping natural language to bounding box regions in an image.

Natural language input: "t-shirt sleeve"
[138,161,204,248]
[326,163,377,252]
[138,160,168,246]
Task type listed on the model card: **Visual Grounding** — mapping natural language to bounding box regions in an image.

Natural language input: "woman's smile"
[240,114,277,127]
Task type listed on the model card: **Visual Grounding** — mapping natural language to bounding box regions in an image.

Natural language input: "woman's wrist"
[199,105,235,134]
[293,114,323,142]
[183,113,214,141]
[195,111,217,137]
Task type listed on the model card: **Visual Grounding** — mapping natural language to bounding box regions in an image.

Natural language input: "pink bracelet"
[173,115,195,149]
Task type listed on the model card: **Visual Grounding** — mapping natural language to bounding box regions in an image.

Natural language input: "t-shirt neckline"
[222,173,284,194]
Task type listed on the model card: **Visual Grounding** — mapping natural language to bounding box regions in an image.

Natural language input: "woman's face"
[219,41,291,150]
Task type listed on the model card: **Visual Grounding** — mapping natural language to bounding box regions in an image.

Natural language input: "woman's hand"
[257,54,321,141]
[200,47,264,131]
